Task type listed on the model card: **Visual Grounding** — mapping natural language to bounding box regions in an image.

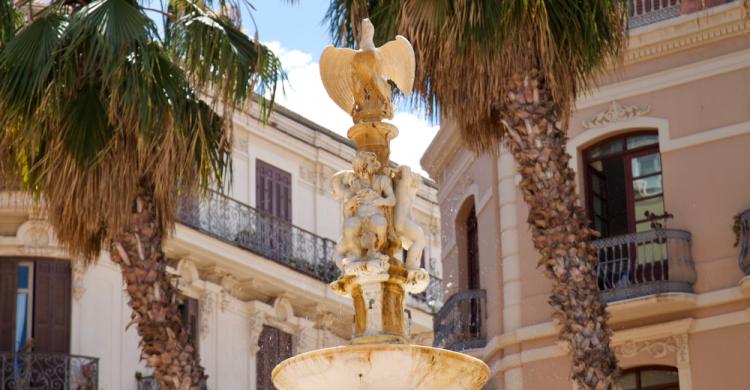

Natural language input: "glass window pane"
[631,153,661,177]
[587,139,623,160]
[593,196,605,216]
[15,293,29,352]
[616,372,637,390]
[17,265,29,289]
[636,221,653,233]
[634,196,665,222]
[641,369,679,387]
[633,175,663,199]
[627,134,658,149]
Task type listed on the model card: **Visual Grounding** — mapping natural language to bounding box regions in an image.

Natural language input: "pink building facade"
[422,1,750,389]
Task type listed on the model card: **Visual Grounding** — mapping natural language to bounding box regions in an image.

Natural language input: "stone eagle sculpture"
[319,19,415,123]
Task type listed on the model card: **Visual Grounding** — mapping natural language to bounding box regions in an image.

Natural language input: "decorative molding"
[71,259,87,301]
[614,334,687,360]
[176,257,201,287]
[581,101,650,130]
[248,311,266,355]
[295,326,316,354]
[199,292,215,339]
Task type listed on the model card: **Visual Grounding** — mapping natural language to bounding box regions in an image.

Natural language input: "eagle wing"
[319,46,357,115]
[378,35,415,95]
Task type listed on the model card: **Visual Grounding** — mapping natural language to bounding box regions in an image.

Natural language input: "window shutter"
[33,260,71,353]
[256,325,293,390]
[255,160,292,222]
[180,296,200,357]
[0,260,17,352]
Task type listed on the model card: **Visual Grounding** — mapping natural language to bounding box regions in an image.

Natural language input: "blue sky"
[241,2,440,175]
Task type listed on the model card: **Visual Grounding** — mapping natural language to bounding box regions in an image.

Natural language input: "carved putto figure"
[394,166,425,270]
[331,152,396,264]
[319,19,415,123]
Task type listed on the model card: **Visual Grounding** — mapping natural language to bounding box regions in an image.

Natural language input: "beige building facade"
[422,1,750,389]
[0,103,442,389]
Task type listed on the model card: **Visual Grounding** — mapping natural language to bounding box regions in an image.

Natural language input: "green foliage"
[0,0,285,259]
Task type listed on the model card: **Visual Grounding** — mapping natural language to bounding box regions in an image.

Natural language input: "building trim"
[577,48,750,109]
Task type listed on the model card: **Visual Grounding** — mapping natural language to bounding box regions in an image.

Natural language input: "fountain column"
[272,19,489,390]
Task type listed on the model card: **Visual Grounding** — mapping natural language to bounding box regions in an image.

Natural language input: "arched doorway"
[618,366,680,390]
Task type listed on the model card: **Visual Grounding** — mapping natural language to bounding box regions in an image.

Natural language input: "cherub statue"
[394,166,426,270]
[339,152,396,260]
[331,170,355,269]
[319,18,415,123]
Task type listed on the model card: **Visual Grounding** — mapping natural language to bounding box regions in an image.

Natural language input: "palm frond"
[324,0,628,152]
[167,4,285,121]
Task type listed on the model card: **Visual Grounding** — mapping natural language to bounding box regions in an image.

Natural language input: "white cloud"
[265,41,439,177]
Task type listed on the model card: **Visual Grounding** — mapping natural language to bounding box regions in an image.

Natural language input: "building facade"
[423,1,750,389]
[0,103,443,389]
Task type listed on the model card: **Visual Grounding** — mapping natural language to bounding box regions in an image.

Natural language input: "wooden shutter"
[33,260,71,353]
[0,260,17,352]
[180,296,200,357]
[255,160,292,222]
[256,325,293,390]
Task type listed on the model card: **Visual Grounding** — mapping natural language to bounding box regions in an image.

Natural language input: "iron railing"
[0,185,34,210]
[136,375,157,390]
[738,209,750,275]
[628,0,681,28]
[432,289,486,352]
[413,275,444,308]
[593,229,696,302]
[0,352,98,390]
[177,190,340,283]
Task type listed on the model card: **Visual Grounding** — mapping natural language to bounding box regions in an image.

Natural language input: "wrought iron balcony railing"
[0,352,98,390]
[433,289,486,352]
[737,209,750,275]
[412,275,444,310]
[136,375,157,390]
[628,0,681,28]
[593,229,696,303]
[177,190,340,283]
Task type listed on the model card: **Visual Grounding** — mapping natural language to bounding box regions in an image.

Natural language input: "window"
[15,262,33,352]
[255,160,292,222]
[618,366,679,390]
[584,132,665,238]
[0,259,71,353]
[256,325,293,390]
[178,296,200,358]
[466,205,480,290]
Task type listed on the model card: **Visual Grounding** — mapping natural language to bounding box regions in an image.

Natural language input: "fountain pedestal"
[272,18,490,390]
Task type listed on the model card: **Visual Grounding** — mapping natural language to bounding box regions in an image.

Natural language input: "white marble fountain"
[271,19,489,390]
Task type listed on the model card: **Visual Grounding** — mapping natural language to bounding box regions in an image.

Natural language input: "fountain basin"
[272,344,489,390]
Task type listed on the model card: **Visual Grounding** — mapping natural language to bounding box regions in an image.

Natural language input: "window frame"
[618,365,680,390]
[15,261,34,353]
[583,131,663,237]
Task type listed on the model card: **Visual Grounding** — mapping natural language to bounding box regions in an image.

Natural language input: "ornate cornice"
[614,334,689,363]
[581,100,650,129]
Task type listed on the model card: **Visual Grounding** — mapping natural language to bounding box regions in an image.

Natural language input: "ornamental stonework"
[582,100,650,129]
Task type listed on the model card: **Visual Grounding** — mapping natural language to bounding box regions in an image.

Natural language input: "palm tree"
[0,1,283,388]
[325,1,627,388]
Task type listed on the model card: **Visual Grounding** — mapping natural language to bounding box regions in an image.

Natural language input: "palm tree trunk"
[500,72,618,389]
[109,181,206,390]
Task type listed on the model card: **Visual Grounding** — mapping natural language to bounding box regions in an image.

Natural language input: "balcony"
[737,209,750,275]
[177,190,340,283]
[0,352,98,389]
[432,289,486,352]
[177,190,444,311]
[594,229,697,303]
[628,0,681,28]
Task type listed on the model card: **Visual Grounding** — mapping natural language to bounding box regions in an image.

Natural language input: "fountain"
[272,19,489,390]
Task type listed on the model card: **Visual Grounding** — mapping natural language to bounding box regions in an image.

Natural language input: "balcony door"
[256,160,292,260]
[584,133,668,287]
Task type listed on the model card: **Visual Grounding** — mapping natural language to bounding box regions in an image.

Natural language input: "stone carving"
[295,327,316,354]
[176,257,200,287]
[320,18,415,123]
[334,151,396,264]
[582,100,651,129]
[394,166,425,270]
[615,335,688,361]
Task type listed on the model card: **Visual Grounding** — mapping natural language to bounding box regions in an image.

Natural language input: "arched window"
[617,366,679,390]
[455,197,480,292]
[584,132,666,238]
